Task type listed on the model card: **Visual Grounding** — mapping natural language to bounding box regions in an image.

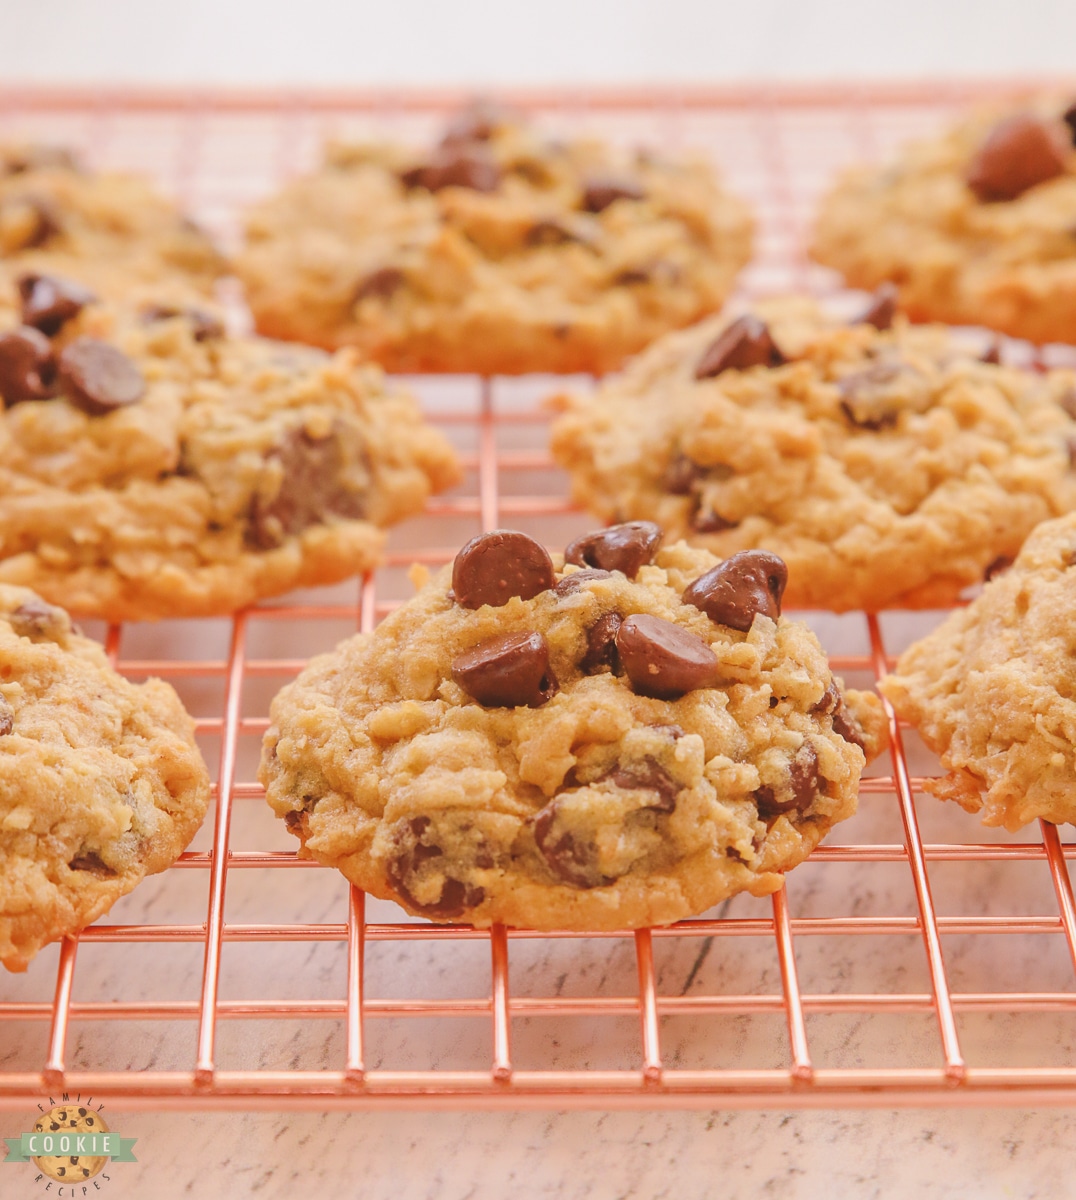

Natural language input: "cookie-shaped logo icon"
[31,1104,109,1182]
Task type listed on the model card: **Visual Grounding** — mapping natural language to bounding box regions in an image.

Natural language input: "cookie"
[0,272,460,620]
[0,586,211,971]
[31,1105,109,1182]
[881,512,1076,831]
[260,527,886,931]
[812,97,1076,344]
[550,297,1076,612]
[0,143,222,295]
[237,101,753,374]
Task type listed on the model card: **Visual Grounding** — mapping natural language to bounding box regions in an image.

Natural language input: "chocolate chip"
[662,454,703,495]
[980,339,1003,365]
[582,176,645,213]
[609,757,680,812]
[140,303,224,341]
[615,613,721,700]
[532,801,611,889]
[831,703,867,752]
[966,114,1068,203]
[246,426,367,550]
[694,315,786,380]
[57,337,145,416]
[0,327,57,403]
[440,99,515,146]
[400,145,502,193]
[525,218,593,247]
[0,698,13,736]
[451,530,554,608]
[580,612,622,675]
[452,630,558,708]
[984,555,1014,581]
[352,266,405,304]
[855,283,898,331]
[565,521,663,579]
[812,681,840,715]
[68,851,117,878]
[755,743,820,818]
[692,510,739,533]
[9,597,66,641]
[682,549,788,632]
[837,360,927,430]
[1062,99,1076,148]
[554,568,612,596]
[0,193,61,249]
[387,816,486,918]
[18,273,96,336]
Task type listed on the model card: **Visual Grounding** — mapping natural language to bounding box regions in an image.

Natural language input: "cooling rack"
[2,82,1076,1113]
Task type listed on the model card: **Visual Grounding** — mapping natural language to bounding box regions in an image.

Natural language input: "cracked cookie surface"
[0,274,460,620]
[0,586,211,971]
[881,512,1076,831]
[550,297,1076,611]
[237,104,752,374]
[812,97,1076,344]
[260,528,886,930]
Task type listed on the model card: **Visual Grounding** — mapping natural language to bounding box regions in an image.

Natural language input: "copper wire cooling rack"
[3,83,1076,1112]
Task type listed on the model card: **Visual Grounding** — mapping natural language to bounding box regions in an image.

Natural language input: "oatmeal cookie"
[0,272,460,620]
[260,526,886,930]
[0,143,222,295]
[881,512,1076,831]
[237,101,753,374]
[812,97,1076,344]
[550,297,1076,611]
[0,586,211,971]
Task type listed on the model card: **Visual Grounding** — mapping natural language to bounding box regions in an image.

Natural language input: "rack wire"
[2,83,1076,1112]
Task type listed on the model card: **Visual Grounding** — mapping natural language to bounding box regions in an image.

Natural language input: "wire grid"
[2,83,1076,1112]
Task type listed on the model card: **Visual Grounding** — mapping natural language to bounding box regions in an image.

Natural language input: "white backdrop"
[1,0,1074,84]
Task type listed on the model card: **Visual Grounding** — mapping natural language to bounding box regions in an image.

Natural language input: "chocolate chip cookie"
[260,527,886,930]
[550,297,1076,612]
[237,101,753,374]
[0,143,222,295]
[0,272,460,620]
[31,1105,109,1182]
[812,97,1076,344]
[881,512,1076,831]
[0,586,211,971]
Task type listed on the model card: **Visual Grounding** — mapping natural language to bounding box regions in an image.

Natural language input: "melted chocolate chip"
[352,266,405,304]
[0,193,61,249]
[580,612,622,675]
[984,555,1014,581]
[565,521,663,579]
[533,801,611,889]
[581,176,645,213]
[855,283,899,331]
[17,273,96,336]
[831,703,867,752]
[980,340,1003,365]
[694,315,786,380]
[400,145,502,193]
[755,743,820,818]
[452,630,558,708]
[683,549,788,632]
[554,568,613,596]
[140,303,224,341]
[615,613,721,700]
[662,453,703,495]
[451,530,554,608]
[387,816,486,918]
[609,757,680,812]
[246,426,367,550]
[0,326,57,403]
[57,337,145,415]
[966,114,1067,203]
[837,360,926,430]
[68,851,117,878]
